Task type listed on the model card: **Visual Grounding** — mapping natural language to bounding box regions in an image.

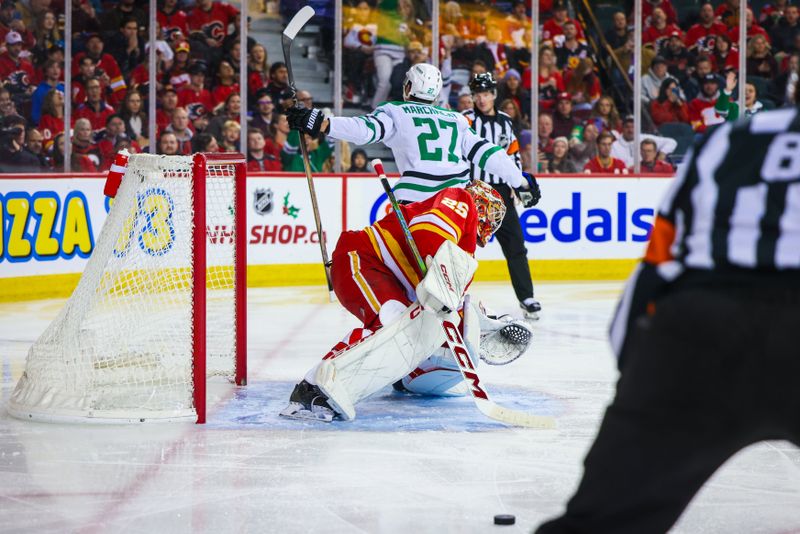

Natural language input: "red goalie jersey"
[331,187,478,329]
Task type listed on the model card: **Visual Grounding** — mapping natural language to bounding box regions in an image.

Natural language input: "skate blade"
[279,403,335,423]
[522,311,540,321]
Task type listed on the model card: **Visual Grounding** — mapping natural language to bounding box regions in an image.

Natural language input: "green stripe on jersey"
[478,145,503,169]
[393,177,470,193]
[359,116,377,143]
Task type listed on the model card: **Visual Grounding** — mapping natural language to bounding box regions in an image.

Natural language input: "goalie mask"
[465,180,506,247]
[403,63,443,103]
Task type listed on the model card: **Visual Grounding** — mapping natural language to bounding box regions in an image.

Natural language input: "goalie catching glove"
[515,172,541,208]
[286,105,326,137]
[416,240,478,318]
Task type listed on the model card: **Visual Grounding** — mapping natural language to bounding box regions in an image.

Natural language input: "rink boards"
[0,172,672,301]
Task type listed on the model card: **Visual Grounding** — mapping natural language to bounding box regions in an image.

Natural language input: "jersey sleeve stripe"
[348,251,381,314]
[466,139,489,161]
[478,145,503,169]
[409,211,462,241]
[375,223,422,286]
[427,209,463,241]
[409,222,457,244]
[365,226,385,263]
[394,176,471,193]
[367,114,386,141]
[358,116,377,143]
[402,168,470,181]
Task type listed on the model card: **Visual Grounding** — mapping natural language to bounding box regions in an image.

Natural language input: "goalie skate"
[280,380,337,423]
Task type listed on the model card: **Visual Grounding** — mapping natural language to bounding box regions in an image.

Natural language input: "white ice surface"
[1,282,799,533]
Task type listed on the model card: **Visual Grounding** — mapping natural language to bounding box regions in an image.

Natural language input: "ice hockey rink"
[1,281,799,533]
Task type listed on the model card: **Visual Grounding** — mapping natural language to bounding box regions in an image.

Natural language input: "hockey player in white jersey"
[286,63,541,205]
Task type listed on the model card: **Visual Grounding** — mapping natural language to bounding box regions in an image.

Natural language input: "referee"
[536,106,800,531]
[464,73,542,317]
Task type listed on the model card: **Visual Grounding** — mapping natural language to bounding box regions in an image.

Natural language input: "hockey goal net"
[8,153,247,424]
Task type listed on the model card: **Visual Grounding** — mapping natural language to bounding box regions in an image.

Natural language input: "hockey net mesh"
[8,154,239,422]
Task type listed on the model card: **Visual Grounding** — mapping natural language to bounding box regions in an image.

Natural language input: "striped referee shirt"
[610,107,800,361]
[463,109,522,184]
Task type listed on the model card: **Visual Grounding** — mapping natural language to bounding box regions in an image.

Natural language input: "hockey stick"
[371,159,555,429]
[282,6,336,302]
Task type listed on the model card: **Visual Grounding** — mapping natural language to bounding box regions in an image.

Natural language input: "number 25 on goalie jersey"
[328,101,524,202]
[365,187,479,298]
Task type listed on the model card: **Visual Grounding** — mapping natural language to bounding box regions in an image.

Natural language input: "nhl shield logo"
[253,188,273,215]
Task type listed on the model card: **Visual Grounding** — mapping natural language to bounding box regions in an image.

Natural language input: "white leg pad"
[315,303,446,420]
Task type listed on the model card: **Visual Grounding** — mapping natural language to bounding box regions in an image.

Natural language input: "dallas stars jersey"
[610,107,800,361]
[328,101,525,202]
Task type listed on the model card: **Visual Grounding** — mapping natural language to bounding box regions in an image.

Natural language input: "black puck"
[494,514,516,525]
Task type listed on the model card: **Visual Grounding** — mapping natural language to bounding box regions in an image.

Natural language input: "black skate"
[520,298,541,320]
[280,380,337,422]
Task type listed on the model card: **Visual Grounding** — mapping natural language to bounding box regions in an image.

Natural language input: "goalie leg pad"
[401,347,465,396]
[314,303,446,420]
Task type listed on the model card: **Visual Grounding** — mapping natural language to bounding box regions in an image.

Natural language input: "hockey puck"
[494,514,516,525]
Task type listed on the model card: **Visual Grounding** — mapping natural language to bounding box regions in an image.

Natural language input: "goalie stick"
[282,6,335,302]
[370,159,556,429]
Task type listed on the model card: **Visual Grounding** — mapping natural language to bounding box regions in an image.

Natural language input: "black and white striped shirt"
[610,107,800,360]
[462,109,522,185]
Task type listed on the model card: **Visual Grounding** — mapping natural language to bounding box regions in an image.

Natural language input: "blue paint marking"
[208,381,561,432]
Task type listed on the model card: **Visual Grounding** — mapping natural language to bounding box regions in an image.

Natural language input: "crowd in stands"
[2,0,799,174]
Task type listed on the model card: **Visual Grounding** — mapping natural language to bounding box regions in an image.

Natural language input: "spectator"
[683,55,714,102]
[761,0,790,29]
[771,5,800,53]
[456,91,474,112]
[554,20,591,71]
[651,78,690,127]
[662,32,695,87]
[250,89,274,136]
[96,114,133,170]
[206,92,241,141]
[533,45,565,113]
[247,43,270,105]
[12,0,48,35]
[101,0,146,39]
[552,92,580,139]
[0,86,18,120]
[343,0,376,104]
[164,107,193,155]
[728,8,771,43]
[0,115,40,171]
[49,131,64,169]
[643,8,682,53]
[219,120,240,152]
[70,0,101,35]
[770,52,799,104]
[564,57,601,111]
[747,34,779,79]
[265,61,293,110]
[187,0,239,52]
[538,112,555,159]
[639,138,674,173]
[211,59,240,109]
[71,55,97,106]
[642,56,677,103]
[499,98,529,136]
[164,40,191,91]
[588,95,622,133]
[158,130,180,156]
[191,132,218,153]
[584,131,627,174]
[30,8,61,66]
[156,87,179,133]
[282,133,332,172]
[370,0,423,107]
[74,77,115,135]
[246,128,280,171]
[710,33,740,73]
[31,59,63,126]
[0,32,35,104]
[178,61,213,116]
[24,127,47,169]
[641,0,678,27]
[497,69,530,121]
[76,32,127,106]
[189,105,209,134]
[266,111,289,155]
[38,87,63,142]
[612,33,655,97]
[543,1,585,42]
[71,117,101,171]
[689,73,724,133]
[348,148,369,172]
[106,17,146,82]
[547,136,577,173]
[716,70,766,121]
[611,115,677,168]
[686,3,729,56]
[604,11,629,51]
[504,0,531,49]
[158,0,190,42]
[388,41,428,102]
[120,90,149,150]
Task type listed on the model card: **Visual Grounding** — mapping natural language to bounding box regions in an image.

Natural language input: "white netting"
[8,154,241,423]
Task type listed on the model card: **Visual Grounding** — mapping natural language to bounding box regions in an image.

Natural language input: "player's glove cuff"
[286,106,324,137]
[516,172,541,208]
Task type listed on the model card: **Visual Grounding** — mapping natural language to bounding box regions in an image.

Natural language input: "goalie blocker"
[280,182,533,422]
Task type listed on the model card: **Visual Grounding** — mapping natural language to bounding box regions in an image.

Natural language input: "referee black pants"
[536,284,800,534]
[492,183,534,302]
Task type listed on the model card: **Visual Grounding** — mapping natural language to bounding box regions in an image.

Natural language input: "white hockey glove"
[415,240,477,318]
[477,303,533,365]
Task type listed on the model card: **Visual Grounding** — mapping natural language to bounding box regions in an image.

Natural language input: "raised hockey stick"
[282,6,335,301]
[371,159,556,429]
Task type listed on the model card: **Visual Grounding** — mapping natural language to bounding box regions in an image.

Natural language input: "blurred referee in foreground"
[464,73,542,318]
[536,93,800,531]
